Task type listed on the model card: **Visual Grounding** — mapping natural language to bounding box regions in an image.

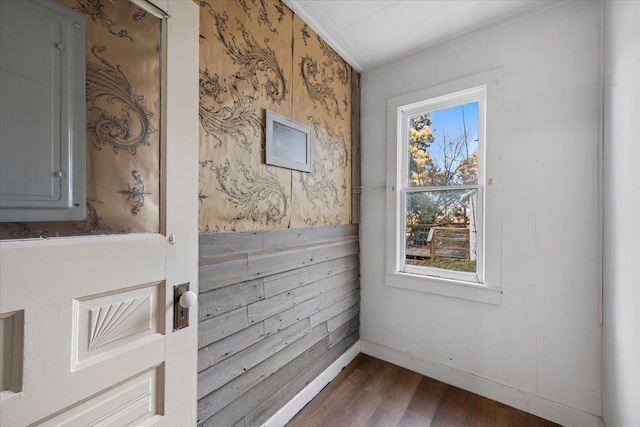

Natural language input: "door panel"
[0,235,167,425]
[34,366,163,427]
[74,281,164,369]
[0,1,199,425]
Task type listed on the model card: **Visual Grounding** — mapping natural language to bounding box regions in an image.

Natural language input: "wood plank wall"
[198,225,360,426]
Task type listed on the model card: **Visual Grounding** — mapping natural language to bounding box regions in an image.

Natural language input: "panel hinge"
[53,42,64,52]
[53,170,65,178]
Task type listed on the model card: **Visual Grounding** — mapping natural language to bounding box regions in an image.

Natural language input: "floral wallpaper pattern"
[0,0,161,240]
[0,0,353,238]
[198,0,352,232]
[86,45,156,155]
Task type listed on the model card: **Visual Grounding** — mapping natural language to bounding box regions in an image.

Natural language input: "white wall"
[602,2,640,426]
[360,1,602,425]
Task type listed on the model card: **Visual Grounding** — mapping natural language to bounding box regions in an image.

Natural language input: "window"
[386,70,502,304]
[402,91,484,283]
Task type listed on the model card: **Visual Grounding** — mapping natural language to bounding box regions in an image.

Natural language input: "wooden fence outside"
[406,224,470,260]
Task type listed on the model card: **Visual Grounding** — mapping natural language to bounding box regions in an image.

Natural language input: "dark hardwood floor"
[287,354,562,427]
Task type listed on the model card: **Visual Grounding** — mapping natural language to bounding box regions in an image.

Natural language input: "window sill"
[385,271,502,305]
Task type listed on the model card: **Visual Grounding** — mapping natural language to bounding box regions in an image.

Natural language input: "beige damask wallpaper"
[0,0,161,240]
[0,0,354,239]
[197,0,353,232]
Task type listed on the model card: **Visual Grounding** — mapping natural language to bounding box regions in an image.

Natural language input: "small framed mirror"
[265,110,312,173]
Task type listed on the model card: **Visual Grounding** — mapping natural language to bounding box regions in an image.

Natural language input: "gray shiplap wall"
[198,225,360,426]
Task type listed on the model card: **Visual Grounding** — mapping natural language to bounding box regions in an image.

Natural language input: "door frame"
[157,0,199,424]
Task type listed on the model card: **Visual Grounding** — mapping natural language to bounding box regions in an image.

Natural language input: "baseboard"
[262,339,362,427]
[360,339,601,427]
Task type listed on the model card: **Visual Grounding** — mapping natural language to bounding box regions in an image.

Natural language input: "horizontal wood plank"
[329,313,360,347]
[264,297,320,336]
[199,255,249,292]
[317,279,360,309]
[197,225,360,427]
[199,225,357,259]
[248,268,359,324]
[198,322,265,372]
[327,304,360,333]
[199,278,264,321]
[311,290,360,326]
[263,254,359,298]
[199,232,264,259]
[198,336,330,426]
[198,323,329,424]
[262,225,358,250]
[198,319,312,400]
[248,238,359,278]
[199,306,248,349]
[245,330,359,427]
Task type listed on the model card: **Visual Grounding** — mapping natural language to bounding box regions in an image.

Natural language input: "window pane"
[405,189,478,272]
[408,102,479,187]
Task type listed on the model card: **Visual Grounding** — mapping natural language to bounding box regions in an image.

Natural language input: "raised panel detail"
[73,283,162,369]
[89,296,151,351]
[33,366,163,426]
[0,310,24,397]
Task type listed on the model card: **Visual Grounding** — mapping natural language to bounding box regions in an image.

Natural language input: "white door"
[0,1,199,425]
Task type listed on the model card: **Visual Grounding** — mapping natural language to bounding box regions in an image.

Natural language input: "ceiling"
[283,0,548,71]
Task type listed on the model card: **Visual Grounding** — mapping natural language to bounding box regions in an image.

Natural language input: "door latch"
[173,283,197,331]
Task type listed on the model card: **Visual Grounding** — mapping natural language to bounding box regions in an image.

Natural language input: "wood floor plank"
[289,352,367,424]
[400,375,447,423]
[462,392,497,427]
[354,354,385,376]
[430,386,473,427]
[528,413,560,427]
[287,355,562,427]
[397,408,431,427]
[363,366,422,427]
[288,365,372,427]
[330,389,383,427]
[362,358,398,396]
[496,402,529,426]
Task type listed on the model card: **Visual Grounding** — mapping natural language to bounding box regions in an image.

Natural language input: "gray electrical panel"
[0,0,86,222]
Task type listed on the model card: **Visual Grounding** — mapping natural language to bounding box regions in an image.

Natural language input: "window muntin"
[398,89,485,283]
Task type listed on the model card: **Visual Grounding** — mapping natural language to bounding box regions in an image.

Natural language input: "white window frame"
[401,89,485,282]
[385,69,503,305]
